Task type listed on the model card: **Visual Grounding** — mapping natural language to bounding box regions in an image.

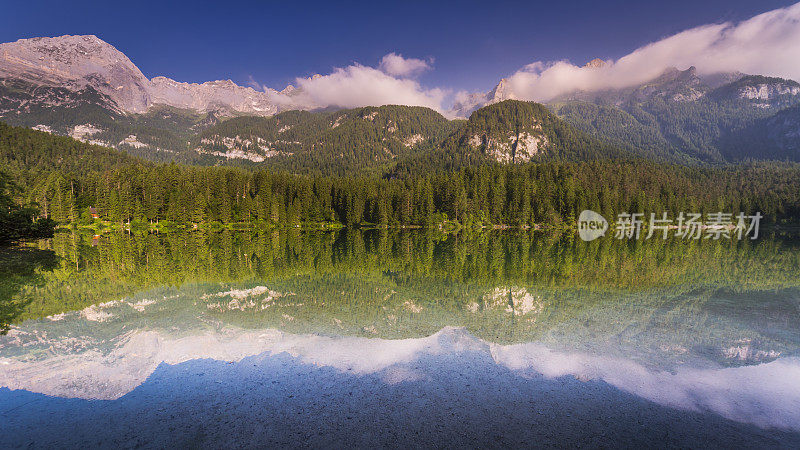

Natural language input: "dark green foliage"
[549,101,691,163]
[0,246,58,333]
[551,72,800,163]
[0,169,55,245]
[0,121,139,178]
[722,104,800,161]
[98,105,219,162]
[193,105,460,175]
[0,78,217,163]
[392,100,629,174]
[0,78,120,132]
[455,100,625,159]
[2,118,800,230]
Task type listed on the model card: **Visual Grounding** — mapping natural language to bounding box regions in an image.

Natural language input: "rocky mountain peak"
[583,58,607,69]
[148,77,278,116]
[488,78,516,102]
[0,35,280,116]
[2,35,132,67]
[0,34,151,112]
[450,78,520,118]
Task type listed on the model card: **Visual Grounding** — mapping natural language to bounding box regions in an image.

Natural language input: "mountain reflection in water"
[1,229,799,446]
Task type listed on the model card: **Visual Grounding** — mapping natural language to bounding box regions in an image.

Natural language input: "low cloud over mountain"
[2,3,799,118]
[268,54,446,112]
[498,2,800,104]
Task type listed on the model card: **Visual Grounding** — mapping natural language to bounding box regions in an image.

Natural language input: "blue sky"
[1,0,796,94]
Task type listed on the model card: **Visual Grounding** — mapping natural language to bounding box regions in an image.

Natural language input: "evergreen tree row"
[20,160,800,228]
[3,121,800,229]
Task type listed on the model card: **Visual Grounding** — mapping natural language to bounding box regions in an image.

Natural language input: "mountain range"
[1,34,800,169]
[0,35,280,115]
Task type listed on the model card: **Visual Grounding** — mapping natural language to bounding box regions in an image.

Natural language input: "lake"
[2,229,800,447]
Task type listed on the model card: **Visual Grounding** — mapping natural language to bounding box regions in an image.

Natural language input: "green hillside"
[550,71,800,162]
[192,105,460,174]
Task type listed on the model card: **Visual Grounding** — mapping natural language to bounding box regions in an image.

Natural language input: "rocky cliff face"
[0,35,278,116]
[450,100,570,163]
[149,77,278,116]
[0,35,150,112]
[583,58,607,69]
[451,78,517,118]
[466,128,547,163]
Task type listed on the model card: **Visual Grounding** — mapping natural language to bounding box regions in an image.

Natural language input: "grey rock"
[0,35,279,116]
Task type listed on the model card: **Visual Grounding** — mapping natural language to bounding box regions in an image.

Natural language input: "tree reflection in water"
[0,245,57,334]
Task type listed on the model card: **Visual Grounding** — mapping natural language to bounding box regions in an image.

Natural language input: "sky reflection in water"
[1,229,799,432]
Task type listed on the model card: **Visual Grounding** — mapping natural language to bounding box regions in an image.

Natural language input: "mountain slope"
[3,35,800,168]
[722,104,800,161]
[549,68,800,162]
[389,100,629,175]
[194,100,627,174]
[539,102,680,162]
[0,76,218,162]
[0,35,150,113]
[0,77,121,133]
[0,35,279,116]
[447,100,625,162]
[191,105,460,172]
[0,120,140,185]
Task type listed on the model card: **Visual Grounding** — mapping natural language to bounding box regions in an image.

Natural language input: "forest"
[0,169,54,245]
[2,116,800,233]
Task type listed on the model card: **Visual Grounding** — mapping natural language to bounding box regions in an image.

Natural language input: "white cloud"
[245,75,263,91]
[379,52,432,78]
[267,3,800,115]
[270,60,447,112]
[504,2,800,102]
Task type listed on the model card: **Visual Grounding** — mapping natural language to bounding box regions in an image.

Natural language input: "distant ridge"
[0,35,280,116]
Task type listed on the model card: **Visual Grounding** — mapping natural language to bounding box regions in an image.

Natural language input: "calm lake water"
[2,229,800,447]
